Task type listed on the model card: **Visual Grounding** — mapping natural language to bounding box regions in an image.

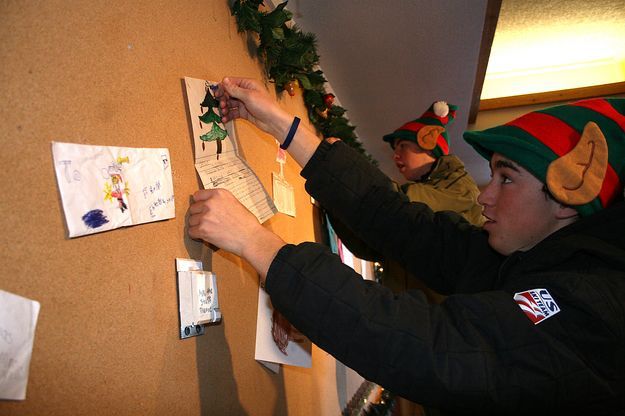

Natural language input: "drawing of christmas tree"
[198,85,227,156]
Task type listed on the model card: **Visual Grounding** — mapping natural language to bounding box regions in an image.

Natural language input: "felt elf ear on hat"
[383,101,458,158]
[464,98,625,217]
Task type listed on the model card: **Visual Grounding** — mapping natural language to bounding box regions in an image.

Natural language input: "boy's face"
[392,139,436,181]
[478,153,566,256]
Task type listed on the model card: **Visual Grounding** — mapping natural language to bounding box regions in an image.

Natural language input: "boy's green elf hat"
[383,101,458,159]
[464,98,625,216]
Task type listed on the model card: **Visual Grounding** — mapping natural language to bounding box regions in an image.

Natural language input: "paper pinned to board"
[0,290,41,400]
[52,142,175,238]
[254,287,311,372]
[272,172,296,217]
[184,77,277,224]
[175,258,221,339]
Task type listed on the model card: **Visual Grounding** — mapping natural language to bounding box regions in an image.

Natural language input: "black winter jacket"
[265,141,625,414]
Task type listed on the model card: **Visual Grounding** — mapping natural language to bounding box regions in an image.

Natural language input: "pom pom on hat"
[463,97,625,216]
[383,101,458,158]
[433,101,449,118]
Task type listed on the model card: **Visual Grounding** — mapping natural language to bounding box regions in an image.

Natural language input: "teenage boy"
[188,77,625,413]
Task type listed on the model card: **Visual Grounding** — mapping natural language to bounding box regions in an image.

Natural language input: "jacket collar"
[513,201,625,272]
[419,154,465,181]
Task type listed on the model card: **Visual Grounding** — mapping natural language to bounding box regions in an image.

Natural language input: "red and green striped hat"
[464,98,625,216]
[383,101,458,158]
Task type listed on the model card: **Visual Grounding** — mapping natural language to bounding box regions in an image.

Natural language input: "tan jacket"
[400,155,484,226]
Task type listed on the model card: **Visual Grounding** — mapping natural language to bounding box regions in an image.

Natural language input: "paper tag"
[276,147,287,164]
[272,172,296,217]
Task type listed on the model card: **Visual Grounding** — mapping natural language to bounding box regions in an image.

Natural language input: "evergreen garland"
[231,0,377,165]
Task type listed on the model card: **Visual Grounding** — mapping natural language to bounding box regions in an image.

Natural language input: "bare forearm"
[241,227,287,283]
[188,188,286,282]
[269,112,321,168]
[217,77,321,168]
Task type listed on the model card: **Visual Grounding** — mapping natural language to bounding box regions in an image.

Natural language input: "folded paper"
[184,77,276,223]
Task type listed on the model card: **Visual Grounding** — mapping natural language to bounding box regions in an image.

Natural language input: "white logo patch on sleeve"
[513,288,561,324]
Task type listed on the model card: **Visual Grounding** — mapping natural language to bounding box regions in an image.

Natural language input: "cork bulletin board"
[0,1,359,415]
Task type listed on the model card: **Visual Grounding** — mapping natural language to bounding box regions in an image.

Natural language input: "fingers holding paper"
[215,76,322,168]
[188,189,258,255]
[215,77,293,140]
[187,189,286,279]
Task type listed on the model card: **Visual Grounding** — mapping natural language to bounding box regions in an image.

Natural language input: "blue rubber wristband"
[280,116,300,150]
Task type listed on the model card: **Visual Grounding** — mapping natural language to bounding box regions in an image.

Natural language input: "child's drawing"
[255,287,311,369]
[103,156,130,213]
[271,309,306,355]
[198,83,227,156]
[184,77,277,224]
[82,209,109,229]
[52,142,175,238]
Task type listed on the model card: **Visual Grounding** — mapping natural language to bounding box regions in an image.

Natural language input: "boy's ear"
[555,204,579,220]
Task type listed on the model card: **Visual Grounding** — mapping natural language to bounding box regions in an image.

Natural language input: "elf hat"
[464,98,625,217]
[383,101,458,158]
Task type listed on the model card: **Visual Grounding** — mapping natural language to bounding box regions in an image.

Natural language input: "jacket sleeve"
[301,140,501,294]
[325,212,382,261]
[265,243,515,411]
[266,243,624,413]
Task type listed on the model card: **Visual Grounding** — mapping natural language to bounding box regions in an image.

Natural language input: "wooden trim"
[468,0,502,124]
[479,81,625,111]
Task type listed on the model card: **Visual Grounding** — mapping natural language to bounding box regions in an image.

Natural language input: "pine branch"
[231,0,376,165]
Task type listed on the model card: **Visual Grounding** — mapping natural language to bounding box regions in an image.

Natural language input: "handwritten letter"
[184,77,276,223]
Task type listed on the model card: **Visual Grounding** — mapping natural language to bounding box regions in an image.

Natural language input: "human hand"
[187,189,286,278]
[215,77,292,139]
[215,77,321,169]
[188,189,263,257]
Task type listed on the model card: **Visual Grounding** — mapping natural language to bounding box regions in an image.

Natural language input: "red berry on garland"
[285,80,298,96]
[323,93,335,108]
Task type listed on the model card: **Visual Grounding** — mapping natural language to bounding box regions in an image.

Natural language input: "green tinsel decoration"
[231,0,377,165]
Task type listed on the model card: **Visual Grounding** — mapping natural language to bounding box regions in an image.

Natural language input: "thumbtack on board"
[175,258,222,339]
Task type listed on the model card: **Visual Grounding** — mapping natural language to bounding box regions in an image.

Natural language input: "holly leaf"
[271,27,285,40]
[329,105,347,117]
[304,89,323,107]
[306,70,326,90]
[263,2,292,27]
[232,0,263,33]
[294,73,311,90]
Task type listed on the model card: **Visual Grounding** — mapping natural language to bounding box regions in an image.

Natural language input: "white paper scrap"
[0,290,41,400]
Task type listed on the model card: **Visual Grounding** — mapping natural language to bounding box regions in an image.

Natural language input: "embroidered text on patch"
[513,289,561,324]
